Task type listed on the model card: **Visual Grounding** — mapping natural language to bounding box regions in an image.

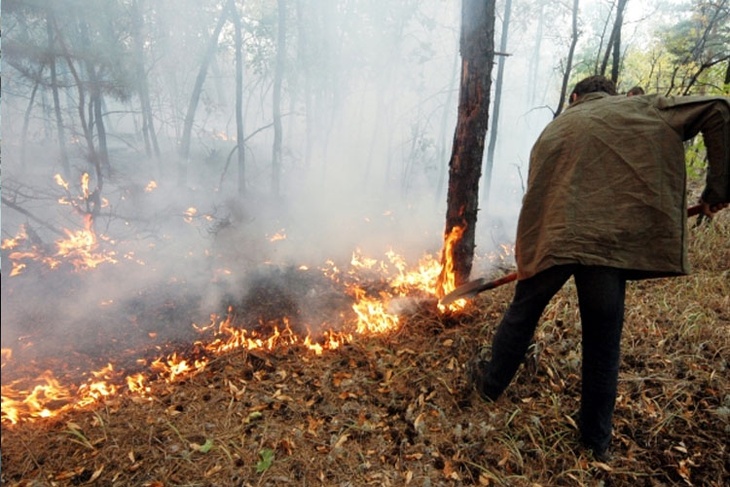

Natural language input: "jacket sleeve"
[657,96,730,204]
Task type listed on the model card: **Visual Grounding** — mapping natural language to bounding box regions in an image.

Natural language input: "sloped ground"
[2,211,728,487]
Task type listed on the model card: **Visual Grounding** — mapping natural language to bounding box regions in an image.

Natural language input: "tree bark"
[437,0,496,293]
[178,3,231,186]
[483,0,512,208]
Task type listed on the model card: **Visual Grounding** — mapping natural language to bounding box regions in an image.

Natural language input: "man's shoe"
[466,351,501,402]
[589,447,612,463]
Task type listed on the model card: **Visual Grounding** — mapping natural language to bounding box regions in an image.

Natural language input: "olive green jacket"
[515,93,730,280]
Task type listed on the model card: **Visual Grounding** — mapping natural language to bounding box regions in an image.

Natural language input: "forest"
[1,0,729,485]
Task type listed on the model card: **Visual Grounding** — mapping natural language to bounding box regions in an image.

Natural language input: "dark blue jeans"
[483,264,626,454]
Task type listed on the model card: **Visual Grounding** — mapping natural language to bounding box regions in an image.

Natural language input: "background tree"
[554,0,581,117]
[482,0,513,208]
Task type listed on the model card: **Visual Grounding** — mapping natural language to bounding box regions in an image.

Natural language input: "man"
[467,75,729,461]
[627,85,645,96]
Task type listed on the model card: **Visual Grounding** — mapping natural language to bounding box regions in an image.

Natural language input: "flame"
[55,217,118,271]
[434,225,466,310]
[145,180,158,192]
[183,207,198,223]
[269,229,287,242]
[3,175,119,275]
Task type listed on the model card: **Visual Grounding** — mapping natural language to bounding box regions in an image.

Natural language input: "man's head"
[627,86,645,97]
[569,75,617,103]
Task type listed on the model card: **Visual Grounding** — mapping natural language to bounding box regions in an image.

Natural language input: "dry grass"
[1,211,728,487]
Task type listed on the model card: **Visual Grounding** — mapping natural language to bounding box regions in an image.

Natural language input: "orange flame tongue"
[438,225,464,298]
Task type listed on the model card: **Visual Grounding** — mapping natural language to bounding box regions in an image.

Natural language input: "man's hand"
[700,200,729,217]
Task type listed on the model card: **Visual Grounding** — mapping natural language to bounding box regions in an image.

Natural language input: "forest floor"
[1,210,729,487]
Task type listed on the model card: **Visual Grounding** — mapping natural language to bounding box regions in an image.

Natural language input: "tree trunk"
[47,10,70,179]
[232,0,246,195]
[21,79,41,171]
[178,3,231,186]
[79,19,110,177]
[434,49,459,203]
[53,20,99,187]
[554,0,580,118]
[599,0,628,82]
[482,0,512,208]
[528,1,545,105]
[436,0,496,294]
[131,0,161,166]
[271,0,286,196]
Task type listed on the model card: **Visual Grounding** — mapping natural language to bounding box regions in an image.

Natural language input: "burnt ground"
[1,211,729,487]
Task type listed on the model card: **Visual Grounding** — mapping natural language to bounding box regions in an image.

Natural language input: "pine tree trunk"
[437,0,496,292]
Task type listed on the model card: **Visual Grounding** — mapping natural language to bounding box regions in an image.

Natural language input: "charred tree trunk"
[554,0,580,118]
[178,4,230,186]
[437,0,496,293]
[272,0,287,196]
[483,0,512,208]
[232,0,246,195]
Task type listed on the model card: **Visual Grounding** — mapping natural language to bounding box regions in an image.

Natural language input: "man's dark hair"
[627,86,645,96]
[570,75,618,99]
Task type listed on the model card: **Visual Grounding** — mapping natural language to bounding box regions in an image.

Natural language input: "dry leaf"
[87,465,104,483]
[334,433,349,448]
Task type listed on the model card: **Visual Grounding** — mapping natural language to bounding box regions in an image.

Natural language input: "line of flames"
[2,181,498,427]
[1,237,472,425]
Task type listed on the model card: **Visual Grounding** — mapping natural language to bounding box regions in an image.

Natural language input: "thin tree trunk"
[437,0,496,293]
[296,0,314,170]
[599,0,628,82]
[483,0,512,208]
[53,20,99,188]
[232,0,246,195]
[435,49,460,203]
[271,0,286,196]
[554,0,580,118]
[131,0,161,165]
[21,79,41,171]
[47,11,70,179]
[178,3,231,186]
[528,1,545,105]
[79,19,110,176]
